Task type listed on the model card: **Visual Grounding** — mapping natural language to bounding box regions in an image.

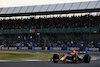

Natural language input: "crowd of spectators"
[0,40,100,48]
[0,15,100,30]
[0,15,100,48]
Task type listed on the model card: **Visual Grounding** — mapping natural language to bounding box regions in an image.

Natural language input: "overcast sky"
[0,0,97,8]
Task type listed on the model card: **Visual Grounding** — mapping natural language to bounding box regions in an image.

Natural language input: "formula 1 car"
[52,52,91,63]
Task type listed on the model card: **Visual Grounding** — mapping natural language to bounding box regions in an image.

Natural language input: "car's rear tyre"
[72,55,79,63]
[75,57,79,63]
[84,54,91,63]
[53,54,59,63]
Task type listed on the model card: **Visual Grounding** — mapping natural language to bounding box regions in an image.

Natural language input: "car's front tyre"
[53,54,59,63]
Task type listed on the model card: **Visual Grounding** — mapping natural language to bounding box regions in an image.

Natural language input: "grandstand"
[0,1,100,47]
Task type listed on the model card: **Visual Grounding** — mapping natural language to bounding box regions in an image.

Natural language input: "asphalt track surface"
[0,50,100,67]
[0,60,100,67]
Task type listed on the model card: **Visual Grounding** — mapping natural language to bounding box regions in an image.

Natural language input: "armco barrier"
[28,47,32,49]
[21,47,28,50]
[32,47,34,50]
[2,47,8,50]
[0,46,100,51]
[45,47,47,50]
[70,47,79,51]
[53,47,61,50]
[50,47,53,50]
[67,47,70,50]
[61,47,67,50]
[99,48,100,51]
[9,47,17,50]
[89,48,99,51]
[85,47,89,51]
[79,46,85,51]
[34,47,42,50]
[19,47,21,50]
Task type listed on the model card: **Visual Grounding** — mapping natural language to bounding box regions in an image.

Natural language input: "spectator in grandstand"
[0,15,100,29]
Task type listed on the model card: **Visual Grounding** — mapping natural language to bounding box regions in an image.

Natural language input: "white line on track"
[0,60,50,62]
[23,60,50,61]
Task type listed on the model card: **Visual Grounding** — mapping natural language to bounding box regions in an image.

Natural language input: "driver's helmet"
[72,49,75,52]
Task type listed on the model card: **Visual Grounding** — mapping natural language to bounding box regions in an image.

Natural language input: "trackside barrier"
[21,47,28,50]
[2,47,8,50]
[18,47,29,50]
[70,47,79,51]
[34,47,42,50]
[61,47,67,50]
[28,47,32,49]
[99,48,100,51]
[9,47,17,50]
[50,47,53,50]
[67,47,70,50]
[19,47,21,50]
[89,48,99,51]
[45,47,47,51]
[0,47,100,51]
[32,47,34,50]
[42,47,45,50]
[53,47,61,50]
[79,46,85,51]
[85,47,89,51]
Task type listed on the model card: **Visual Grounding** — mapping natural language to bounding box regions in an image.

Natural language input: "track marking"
[0,60,50,62]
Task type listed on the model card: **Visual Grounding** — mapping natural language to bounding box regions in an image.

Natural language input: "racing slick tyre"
[72,55,79,63]
[53,54,59,63]
[84,54,91,63]
[75,56,79,63]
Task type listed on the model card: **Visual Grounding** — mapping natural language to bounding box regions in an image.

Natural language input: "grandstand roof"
[0,1,100,17]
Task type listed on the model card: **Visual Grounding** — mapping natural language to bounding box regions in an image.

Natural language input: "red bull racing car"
[52,52,91,63]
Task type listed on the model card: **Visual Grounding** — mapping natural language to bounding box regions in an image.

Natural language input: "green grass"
[1,50,99,60]
[0,51,54,60]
